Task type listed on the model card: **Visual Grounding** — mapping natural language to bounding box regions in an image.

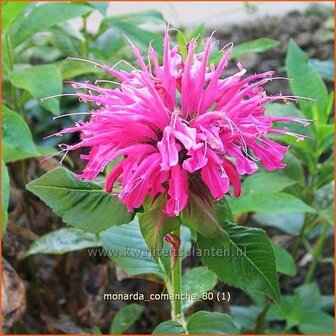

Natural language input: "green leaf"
[231,38,280,59]
[252,212,304,235]
[299,311,334,334]
[9,65,62,115]
[182,194,226,239]
[283,152,305,185]
[2,104,39,162]
[48,27,83,57]
[177,24,205,59]
[110,304,144,334]
[139,196,180,259]
[2,2,31,32]
[25,228,101,256]
[26,167,132,233]
[87,2,108,15]
[275,294,304,329]
[101,10,164,28]
[181,266,217,311]
[198,220,281,303]
[107,22,163,54]
[186,311,239,334]
[230,305,260,331]
[286,39,328,121]
[152,320,185,334]
[9,2,93,46]
[100,218,191,278]
[242,170,296,195]
[272,243,297,277]
[91,326,102,335]
[2,160,9,236]
[58,59,101,80]
[100,218,164,278]
[310,59,334,82]
[320,295,335,313]
[100,11,164,54]
[295,283,322,311]
[230,192,315,215]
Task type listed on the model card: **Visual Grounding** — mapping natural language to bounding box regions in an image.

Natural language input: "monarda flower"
[48,32,308,217]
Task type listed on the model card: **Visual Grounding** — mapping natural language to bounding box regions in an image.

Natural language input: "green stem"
[292,214,311,258]
[292,150,319,258]
[170,225,184,324]
[304,221,330,283]
[254,301,270,333]
[83,16,90,59]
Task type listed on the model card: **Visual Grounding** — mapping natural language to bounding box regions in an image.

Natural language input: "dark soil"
[3,6,334,334]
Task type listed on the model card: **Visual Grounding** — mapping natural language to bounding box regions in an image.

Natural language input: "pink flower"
[52,32,308,216]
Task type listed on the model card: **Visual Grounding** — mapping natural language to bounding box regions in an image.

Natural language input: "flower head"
[52,32,307,216]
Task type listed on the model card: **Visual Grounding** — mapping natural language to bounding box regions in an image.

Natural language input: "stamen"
[41,93,78,101]
[59,150,69,165]
[271,77,293,81]
[120,177,143,197]
[66,57,102,68]
[53,112,91,120]
[219,41,234,53]
[282,95,317,103]
[286,132,310,142]
[122,33,136,48]
[169,27,188,45]
[173,200,180,216]
[111,59,136,70]
[95,79,122,86]
[40,150,64,163]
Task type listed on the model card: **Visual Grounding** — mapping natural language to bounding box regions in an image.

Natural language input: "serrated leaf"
[152,320,185,334]
[186,311,239,334]
[9,65,62,115]
[2,105,39,162]
[181,266,217,311]
[2,160,9,236]
[9,2,93,46]
[139,196,180,259]
[25,228,101,256]
[110,304,144,334]
[230,192,314,215]
[272,243,297,277]
[286,39,328,121]
[198,220,281,303]
[26,167,132,233]
[100,218,164,278]
[231,38,280,59]
[100,218,191,278]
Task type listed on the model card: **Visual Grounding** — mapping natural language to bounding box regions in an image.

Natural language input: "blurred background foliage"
[1,1,334,334]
